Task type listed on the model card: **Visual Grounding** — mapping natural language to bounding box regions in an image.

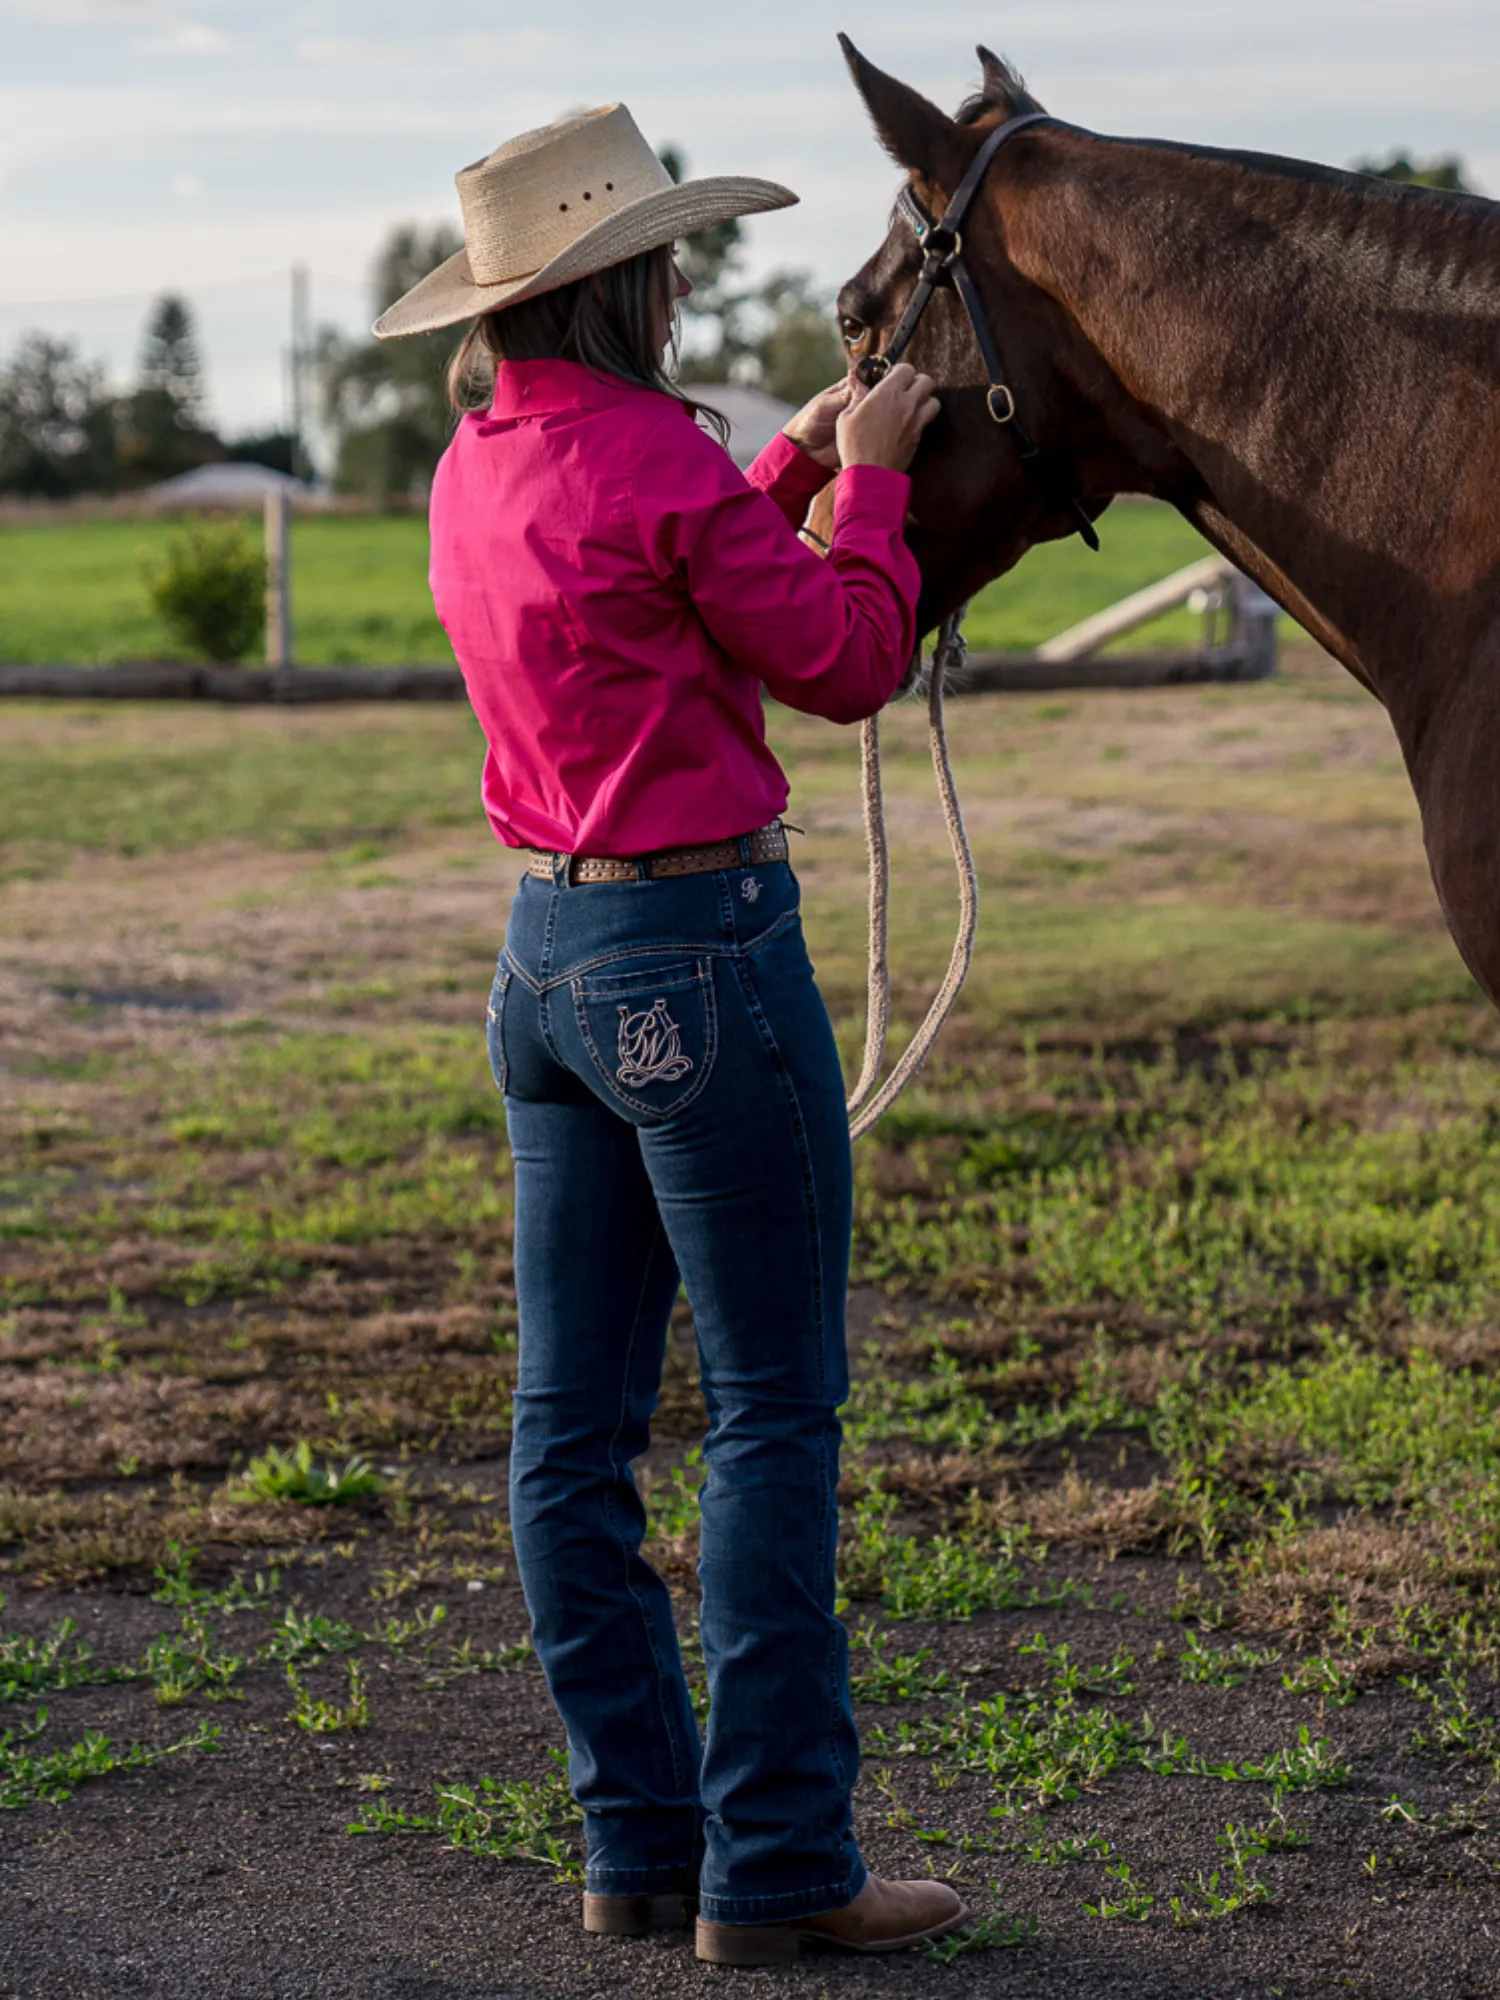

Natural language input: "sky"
[4,0,1499,438]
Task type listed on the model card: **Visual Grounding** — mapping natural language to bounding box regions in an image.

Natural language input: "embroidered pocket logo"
[617,998,694,1088]
[741,876,761,903]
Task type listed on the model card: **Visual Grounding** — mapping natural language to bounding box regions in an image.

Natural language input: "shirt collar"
[488,357,684,419]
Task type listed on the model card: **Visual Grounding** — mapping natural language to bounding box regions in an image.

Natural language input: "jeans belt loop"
[551,851,569,889]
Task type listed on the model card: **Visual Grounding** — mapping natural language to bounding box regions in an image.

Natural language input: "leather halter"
[856,110,1100,552]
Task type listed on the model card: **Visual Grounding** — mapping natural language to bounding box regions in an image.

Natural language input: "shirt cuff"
[833,464,912,534]
[747,431,834,508]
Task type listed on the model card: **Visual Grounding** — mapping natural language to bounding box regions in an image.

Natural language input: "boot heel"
[695,1918,801,1966]
[583,1890,695,1935]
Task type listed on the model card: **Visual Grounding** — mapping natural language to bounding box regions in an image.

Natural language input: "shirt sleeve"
[745,430,832,527]
[635,411,919,726]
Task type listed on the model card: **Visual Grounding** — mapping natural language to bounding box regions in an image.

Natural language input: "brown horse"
[825,37,1500,1008]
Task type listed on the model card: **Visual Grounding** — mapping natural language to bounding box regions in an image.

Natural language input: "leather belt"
[527,820,790,885]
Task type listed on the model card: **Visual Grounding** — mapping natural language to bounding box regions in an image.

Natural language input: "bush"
[141,520,265,662]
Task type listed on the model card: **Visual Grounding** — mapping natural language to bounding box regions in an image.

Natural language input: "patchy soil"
[3,1529,1499,2000]
[4,677,1500,1997]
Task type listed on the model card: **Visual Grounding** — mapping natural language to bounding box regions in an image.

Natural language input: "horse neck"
[1002,131,1500,707]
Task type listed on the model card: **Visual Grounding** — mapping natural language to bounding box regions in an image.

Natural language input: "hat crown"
[457,105,674,287]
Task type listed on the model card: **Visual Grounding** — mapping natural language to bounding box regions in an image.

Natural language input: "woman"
[375,103,964,1967]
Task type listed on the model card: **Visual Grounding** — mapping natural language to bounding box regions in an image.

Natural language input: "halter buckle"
[856,353,891,388]
[986,383,1017,425]
[921,226,962,265]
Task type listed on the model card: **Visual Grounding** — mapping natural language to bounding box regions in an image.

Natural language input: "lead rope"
[846,608,978,1141]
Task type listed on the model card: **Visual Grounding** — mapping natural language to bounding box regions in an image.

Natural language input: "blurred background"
[1,0,1493,506]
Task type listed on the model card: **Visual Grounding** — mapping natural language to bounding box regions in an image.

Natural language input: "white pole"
[1035,555,1232,662]
[290,263,310,482]
[264,489,292,692]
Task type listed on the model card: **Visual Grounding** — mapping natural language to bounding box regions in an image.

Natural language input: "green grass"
[0,705,486,863]
[0,515,450,666]
[349,1755,582,1880]
[0,1708,219,1808]
[229,1443,385,1507]
[963,500,1216,652]
[0,499,1223,666]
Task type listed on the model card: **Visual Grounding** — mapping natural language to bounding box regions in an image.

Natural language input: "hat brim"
[372,176,798,339]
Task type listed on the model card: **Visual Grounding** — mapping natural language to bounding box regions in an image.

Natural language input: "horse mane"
[1100,134,1500,303]
[954,65,1500,296]
[954,55,1489,221]
[955,57,1040,125]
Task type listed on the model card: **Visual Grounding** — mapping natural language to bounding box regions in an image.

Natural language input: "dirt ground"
[5,1521,1499,2000]
[4,660,1499,1999]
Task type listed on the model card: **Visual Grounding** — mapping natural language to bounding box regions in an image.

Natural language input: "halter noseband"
[856,110,1100,553]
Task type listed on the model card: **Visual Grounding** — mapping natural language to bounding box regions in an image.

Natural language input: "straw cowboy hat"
[374,104,797,339]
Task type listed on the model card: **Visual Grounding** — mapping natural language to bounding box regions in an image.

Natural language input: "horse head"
[834,37,1165,632]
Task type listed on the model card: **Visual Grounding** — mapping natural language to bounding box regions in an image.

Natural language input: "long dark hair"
[447,243,728,443]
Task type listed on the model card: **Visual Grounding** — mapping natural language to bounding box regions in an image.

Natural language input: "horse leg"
[1405,670,1500,1011]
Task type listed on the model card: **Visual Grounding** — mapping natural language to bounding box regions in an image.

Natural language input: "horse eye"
[839,315,869,351]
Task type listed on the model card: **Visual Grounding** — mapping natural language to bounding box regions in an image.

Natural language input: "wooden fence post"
[264,490,292,695]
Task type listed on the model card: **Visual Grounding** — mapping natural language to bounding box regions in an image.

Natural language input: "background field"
[0,498,1215,664]
[3,659,1499,1999]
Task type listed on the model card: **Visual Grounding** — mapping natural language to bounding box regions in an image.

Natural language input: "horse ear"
[838,33,958,175]
[975,44,1045,115]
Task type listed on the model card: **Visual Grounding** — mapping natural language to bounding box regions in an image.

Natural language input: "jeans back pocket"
[571,956,717,1123]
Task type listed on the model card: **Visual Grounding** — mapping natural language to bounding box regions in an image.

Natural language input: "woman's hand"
[782,379,856,470]
[836,362,939,473]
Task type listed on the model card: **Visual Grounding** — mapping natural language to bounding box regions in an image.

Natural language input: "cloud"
[1,0,239,50]
[140,19,237,56]
[7,0,1500,430]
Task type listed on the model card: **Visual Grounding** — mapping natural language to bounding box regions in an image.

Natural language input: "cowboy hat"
[374,103,796,339]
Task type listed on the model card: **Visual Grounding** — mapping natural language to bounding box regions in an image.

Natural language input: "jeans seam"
[539,878,561,980]
[586,1862,698,1883]
[485,965,511,1095]
[728,954,849,1805]
[524,911,798,995]
[504,954,541,997]
[601,1218,693,1803]
[538,985,565,1066]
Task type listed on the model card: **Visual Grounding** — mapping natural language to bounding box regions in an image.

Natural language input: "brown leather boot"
[695,1875,968,1965]
[582,1886,697,1936]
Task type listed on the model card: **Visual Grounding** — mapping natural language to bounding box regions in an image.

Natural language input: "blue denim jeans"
[488,851,864,1925]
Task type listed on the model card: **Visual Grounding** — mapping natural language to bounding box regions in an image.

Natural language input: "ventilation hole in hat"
[559,202,568,211]
[605,182,614,191]
[583,191,592,200]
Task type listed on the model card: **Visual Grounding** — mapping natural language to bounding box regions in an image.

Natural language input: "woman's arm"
[742,380,850,528]
[635,372,935,725]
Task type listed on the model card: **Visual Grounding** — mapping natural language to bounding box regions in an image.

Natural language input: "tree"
[661,147,842,403]
[224,430,298,476]
[138,294,205,421]
[315,223,464,499]
[118,293,221,487]
[0,333,117,497]
[1352,150,1476,192]
[659,143,747,379]
[743,271,846,405]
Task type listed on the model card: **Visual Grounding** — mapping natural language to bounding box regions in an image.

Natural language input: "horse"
[821,36,1500,1010]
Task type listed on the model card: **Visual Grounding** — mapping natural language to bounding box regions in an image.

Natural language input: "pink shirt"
[428,358,919,856]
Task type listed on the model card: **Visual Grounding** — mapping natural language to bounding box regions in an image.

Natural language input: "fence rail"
[0,663,465,701]
[0,555,1282,703]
